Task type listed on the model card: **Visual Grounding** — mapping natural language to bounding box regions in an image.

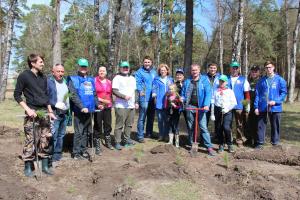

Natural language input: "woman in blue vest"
[254,61,287,149]
[152,64,173,141]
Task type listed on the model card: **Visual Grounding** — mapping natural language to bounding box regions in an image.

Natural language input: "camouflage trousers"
[22,116,52,161]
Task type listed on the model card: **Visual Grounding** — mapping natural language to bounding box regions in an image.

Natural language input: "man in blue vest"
[254,60,287,149]
[135,56,157,143]
[182,64,215,156]
[228,61,251,147]
[68,58,98,160]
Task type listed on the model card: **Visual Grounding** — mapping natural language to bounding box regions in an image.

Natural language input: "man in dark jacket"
[14,53,56,177]
[47,63,70,164]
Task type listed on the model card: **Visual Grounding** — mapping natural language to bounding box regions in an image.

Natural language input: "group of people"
[13,53,287,177]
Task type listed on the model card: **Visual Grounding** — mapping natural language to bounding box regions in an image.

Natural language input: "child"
[213,75,237,153]
[165,84,182,148]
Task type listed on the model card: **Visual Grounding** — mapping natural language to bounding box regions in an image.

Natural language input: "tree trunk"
[0,0,17,102]
[52,0,61,65]
[217,0,224,74]
[108,0,122,79]
[126,0,132,61]
[288,0,300,103]
[93,0,100,76]
[184,0,193,76]
[242,32,248,76]
[285,0,291,87]
[232,0,244,63]
[156,0,164,66]
[169,1,173,75]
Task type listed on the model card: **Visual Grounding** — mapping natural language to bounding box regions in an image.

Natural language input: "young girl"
[165,84,182,147]
[213,75,237,153]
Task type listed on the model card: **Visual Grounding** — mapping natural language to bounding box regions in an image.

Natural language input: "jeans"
[51,113,68,161]
[73,112,91,155]
[156,109,169,138]
[186,109,213,148]
[137,99,155,140]
[257,112,281,145]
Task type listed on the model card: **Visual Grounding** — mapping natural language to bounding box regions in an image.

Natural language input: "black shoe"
[73,154,84,160]
[138,139,145,143]
[81,152,90,159]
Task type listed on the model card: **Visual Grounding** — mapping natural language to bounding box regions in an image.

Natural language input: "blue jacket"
[69,75,96,113]
[181,76,211,113]
[135,66,157,103]
[254,74,287,112]
[47,75,68,107]
[202,72,220,104]
[152,76,173,109]
[228,75,246,110]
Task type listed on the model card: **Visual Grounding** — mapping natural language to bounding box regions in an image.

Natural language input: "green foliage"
[133,145,144,163]
[36,110,47,119]
[223,151,229,169]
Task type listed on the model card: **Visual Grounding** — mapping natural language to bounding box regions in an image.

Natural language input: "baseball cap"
[219,74,228,82]
[175,68,184,74]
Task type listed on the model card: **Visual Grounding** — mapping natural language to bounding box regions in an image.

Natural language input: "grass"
[223,152,229,169]
[133,145,145,163]
[157,180,201,200]
[1,100,299,146]
[0,100,24,128]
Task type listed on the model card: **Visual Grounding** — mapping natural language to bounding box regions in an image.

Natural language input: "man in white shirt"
[228,61,251,147]
[112,61,139,150]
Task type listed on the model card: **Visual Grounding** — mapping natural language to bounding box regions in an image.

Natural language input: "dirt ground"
[0,125,300,200]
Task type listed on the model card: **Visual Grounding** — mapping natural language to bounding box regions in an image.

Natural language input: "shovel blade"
[190,143,198,157]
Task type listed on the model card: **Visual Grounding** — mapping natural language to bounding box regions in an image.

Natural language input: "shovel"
[32,117,42,180]
[87,110,102,162]
[186,107,204,157]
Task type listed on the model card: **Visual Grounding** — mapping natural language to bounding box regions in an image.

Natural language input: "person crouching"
[213,75,237,153]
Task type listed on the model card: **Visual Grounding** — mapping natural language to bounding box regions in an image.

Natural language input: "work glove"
[210,104,215,121]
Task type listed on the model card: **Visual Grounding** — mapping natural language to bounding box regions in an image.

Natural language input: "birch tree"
[288,0,300,103]
[232,0,244,63]
[0,0,17,101]
[52,0,61,65]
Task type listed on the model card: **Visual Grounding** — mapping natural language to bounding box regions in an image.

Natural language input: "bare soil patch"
[1,126,300,200]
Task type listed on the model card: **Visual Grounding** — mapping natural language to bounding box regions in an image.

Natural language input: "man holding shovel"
[14,53,56,177]
[181,64,215,156]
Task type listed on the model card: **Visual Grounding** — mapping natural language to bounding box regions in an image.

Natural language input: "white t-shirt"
[112,75,136,108]
[214,88,237,113]
[230,76,250,91]
[55,80,70,110]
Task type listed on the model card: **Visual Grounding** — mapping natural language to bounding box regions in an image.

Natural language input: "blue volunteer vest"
[228,76,246,110]
[70,75,95,113]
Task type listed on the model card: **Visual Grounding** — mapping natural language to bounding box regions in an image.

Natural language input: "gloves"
[210,104,215,121]
[246,104,250,113]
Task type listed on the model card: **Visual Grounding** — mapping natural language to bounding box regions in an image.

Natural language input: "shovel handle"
[185,107,205,143]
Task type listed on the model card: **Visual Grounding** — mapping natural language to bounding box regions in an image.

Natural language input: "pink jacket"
[95,77,112,108]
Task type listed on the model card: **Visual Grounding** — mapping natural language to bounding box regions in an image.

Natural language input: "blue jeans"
[51,113,67,161]
[137,100,155,140]
[186,109,213,148]
[156,109,169,138]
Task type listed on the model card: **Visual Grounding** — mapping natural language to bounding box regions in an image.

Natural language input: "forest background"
[1,0,300,103]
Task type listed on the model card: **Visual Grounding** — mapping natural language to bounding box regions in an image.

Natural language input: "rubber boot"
[94,138,102,156]
[168,134,174,145]
[105,135,114,150]
[24,161,33,177]
[42,158,54,175]
[175,135,179,148]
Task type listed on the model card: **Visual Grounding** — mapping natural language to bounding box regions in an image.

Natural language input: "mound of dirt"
[0,125,21,137]
[150,144,177,154]
[137,162,193,181]
[234,145,300,166]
